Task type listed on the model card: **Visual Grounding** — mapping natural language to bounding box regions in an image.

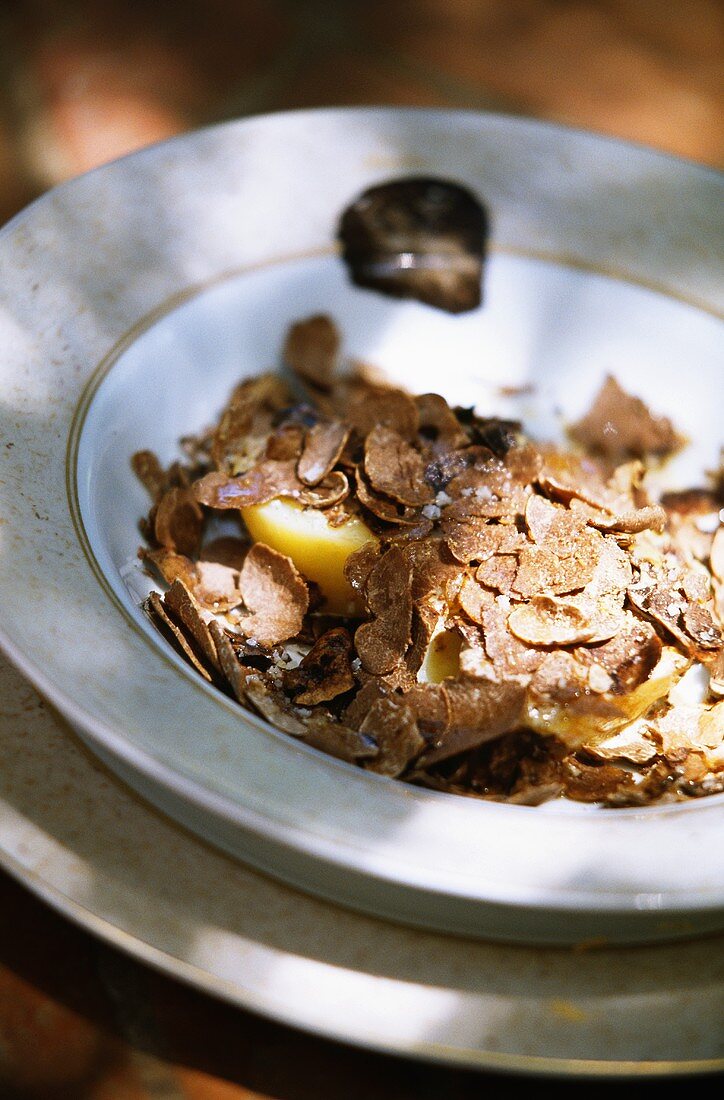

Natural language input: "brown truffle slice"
[574,615,662,695]
[458,416,524,460]
[587,534,634,596]
[662,488,720,518]
[628,567,704,656]
[193,560,244,612]
[211,373,291,474]
[297,421,349,486]
[682,569,711,605]
[479,601,544,680]
[364,426,433,506]
[282,314,340,391]
[355,467,421,526]
[402,683,451,742]
[199,537,249,570]
[194,463,349,510]
[145,591,215,683]
[132,449,167,500]
[343,679,390,730]
[524,494,570,544]
[573,501,667,536]
[537,449,613,509]
[132,450,196,503]
[212,628,316,740]
[359,695,425,777]
[354,547,413,674]
[683,604,722,650]
[415,393,468,447]
[265,423,305,462]
[444,481,530,523]
[144,548,243,613]
[193,461,302,509]
[210,620,253,701]
[244,675,309,736]
[399,602,442,686]
[513,535,601,598]
[296,471,351,509]
[422,678,526,764]
[236,543,309,646]
[705,649,724,698]
[400,537,461,601]
[456,574,493,626]
[662,503,717,568]
[440,512,494,565]
[343,541,381,597]
[163,579,221,672]
[502,738,566,806]
[646,701,724,762]
[346,387,419,442]
[570,374,681,459]
[528,650,591,706]
[441,507,526,565]
[154,487,204,558]
[514,504,604,599]
[471,522,523,558]
[563,760,639,804]
[475,554,519,593]
[283,628,355,704]
[302,716,379,763]
[142,547,199,591]
[516,536,632,648]
[508,596,598,647]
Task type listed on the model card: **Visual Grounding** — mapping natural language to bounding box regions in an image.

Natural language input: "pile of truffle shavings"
[133,314,724,807]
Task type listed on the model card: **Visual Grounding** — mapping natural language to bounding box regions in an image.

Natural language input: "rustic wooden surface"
[0,2,722,1095]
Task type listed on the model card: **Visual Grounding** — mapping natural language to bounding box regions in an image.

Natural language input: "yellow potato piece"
[523,646,689,748]
[418,622,462,684]
[241,498,376,616]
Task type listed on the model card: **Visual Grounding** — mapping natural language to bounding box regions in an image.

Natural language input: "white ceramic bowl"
[1,108,722,945]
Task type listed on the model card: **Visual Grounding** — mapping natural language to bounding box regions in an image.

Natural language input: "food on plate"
[134,314,724,806]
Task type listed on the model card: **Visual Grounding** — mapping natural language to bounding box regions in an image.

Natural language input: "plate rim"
[1,652,722,1078]
[3,849,721,1079]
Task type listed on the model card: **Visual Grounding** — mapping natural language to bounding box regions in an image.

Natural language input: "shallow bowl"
[1,108,722,944]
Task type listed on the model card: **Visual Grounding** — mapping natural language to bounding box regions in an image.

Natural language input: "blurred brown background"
[0,1,722,1097]
[0,0,722,229]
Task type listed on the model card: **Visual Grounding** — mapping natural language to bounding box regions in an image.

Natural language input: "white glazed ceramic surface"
[0,109,723,945]
[1,653,723,1075]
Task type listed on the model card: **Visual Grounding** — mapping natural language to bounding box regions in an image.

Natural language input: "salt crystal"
[695,513,720,534]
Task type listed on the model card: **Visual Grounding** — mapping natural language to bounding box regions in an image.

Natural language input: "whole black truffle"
[338,177,489,314]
